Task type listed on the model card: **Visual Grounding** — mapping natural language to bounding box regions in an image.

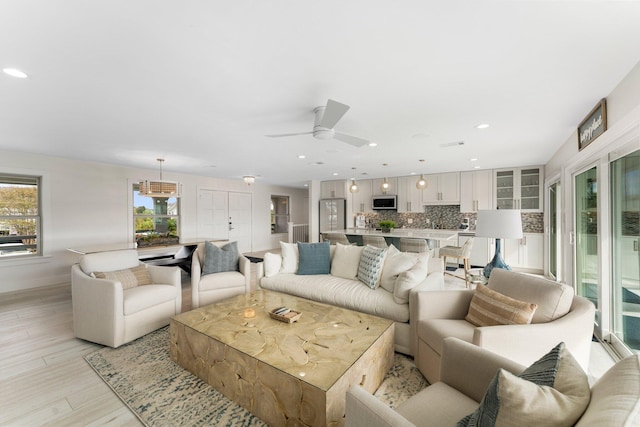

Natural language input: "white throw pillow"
[279,241,299,274]
[263,252,282,277]
[331,243,364,280]
[393,256,430,304]
[379,244,419,293]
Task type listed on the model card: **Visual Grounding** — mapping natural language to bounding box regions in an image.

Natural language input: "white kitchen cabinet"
[397,176,424,212]
[351,179,373,213]
[321,180,347,199]
[501,233,544,272]
[460,170,493,212]
[494,166,543,212]
[372,177,398,196]
[422,172,460,205]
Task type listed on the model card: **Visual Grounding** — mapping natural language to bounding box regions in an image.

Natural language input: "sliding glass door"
[575,166,600,325]
[610,149,640,353]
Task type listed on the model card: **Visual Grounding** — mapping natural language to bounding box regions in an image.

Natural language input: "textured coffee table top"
[171,290,394,391]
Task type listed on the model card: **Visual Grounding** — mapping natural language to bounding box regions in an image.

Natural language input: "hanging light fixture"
[415,159,428,190]
[243,175,255,186]
[380,163,390,193]
[349,167,359,193]
[139,158,182,197]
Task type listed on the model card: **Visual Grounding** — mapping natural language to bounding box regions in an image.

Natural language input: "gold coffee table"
[169,290,394,427]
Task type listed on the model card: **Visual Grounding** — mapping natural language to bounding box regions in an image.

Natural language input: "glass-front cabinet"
[494,166,543,212]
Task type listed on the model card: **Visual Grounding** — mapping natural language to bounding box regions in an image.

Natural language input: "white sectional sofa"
[256,242,445,355]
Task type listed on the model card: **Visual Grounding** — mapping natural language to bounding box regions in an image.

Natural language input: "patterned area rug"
[84,327,428,426]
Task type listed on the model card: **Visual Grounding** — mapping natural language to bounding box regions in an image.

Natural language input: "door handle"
[635,240,639,252]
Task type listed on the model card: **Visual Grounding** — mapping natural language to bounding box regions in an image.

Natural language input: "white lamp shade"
[475,210,523,239]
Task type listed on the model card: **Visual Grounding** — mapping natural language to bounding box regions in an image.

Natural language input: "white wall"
[0,150,308,293]
[546,60,640,178]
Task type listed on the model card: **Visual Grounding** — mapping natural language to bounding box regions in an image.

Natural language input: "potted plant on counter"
[378,220,397,233]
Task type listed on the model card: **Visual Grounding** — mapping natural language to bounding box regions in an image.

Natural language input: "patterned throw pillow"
[457,342,590,427]
[94,264,151,290]
[297,241,331,275]
[465,283,538,327]
[357,246,387,289]
[202,241,239,275]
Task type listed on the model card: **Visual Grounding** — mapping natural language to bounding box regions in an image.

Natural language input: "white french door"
[197,189,252,253]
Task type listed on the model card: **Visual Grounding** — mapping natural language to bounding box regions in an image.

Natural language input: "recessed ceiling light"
[332,172,339,176]
[309,162,324,166]
[368,142,378,147]
[297,155,306,159]
[410,172,416,175]
[303,184,309,187]
[3,68,28,78]
[475,123,490,129]
[474,165,481,169]
[470,158,478,162]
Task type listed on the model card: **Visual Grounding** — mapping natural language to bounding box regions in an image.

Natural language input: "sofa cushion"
[331,243,364,280]
[261,274,409,322]
[380,245,419,293]
[198,270,246,291]
[280,241,299,274]
[487,269,573,324]
[94,264,151,290]
[576,354,640,426]
[123,284,178,315]
[465,284,538,327]
[396,382,479,427]
[358,246,388,289]
[418,319,476,356]
[393,256,430,304]
[297,242,331,275]
[202,241,238,275]
[263,252,282,278]
[459,342,590,427]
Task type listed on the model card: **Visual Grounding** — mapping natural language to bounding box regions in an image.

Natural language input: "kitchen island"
[337,228,459,249]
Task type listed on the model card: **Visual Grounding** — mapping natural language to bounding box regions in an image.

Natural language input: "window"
[271,196,289,234]
[0,174,41,258]
[133,183,180,247]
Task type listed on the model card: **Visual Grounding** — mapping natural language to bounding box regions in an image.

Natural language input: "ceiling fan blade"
[265,132,313,138]
[319,99,350,129]
[334,132,369,147]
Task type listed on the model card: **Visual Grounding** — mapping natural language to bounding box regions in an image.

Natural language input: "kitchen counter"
[342,228,459,242]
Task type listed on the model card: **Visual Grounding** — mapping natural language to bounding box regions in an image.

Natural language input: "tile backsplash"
[358,205,543,233]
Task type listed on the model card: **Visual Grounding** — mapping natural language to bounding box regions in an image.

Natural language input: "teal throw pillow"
[296,241,330,275]
[357,246,387,289]
[202,241,239,275]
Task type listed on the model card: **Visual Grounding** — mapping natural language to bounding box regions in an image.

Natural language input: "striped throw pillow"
[94,264,152,289]
[465,284,538,327]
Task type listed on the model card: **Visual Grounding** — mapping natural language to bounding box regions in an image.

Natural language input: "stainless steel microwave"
[372,195,397,210]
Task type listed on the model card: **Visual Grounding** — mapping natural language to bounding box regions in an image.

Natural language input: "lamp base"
[483,238,512,278]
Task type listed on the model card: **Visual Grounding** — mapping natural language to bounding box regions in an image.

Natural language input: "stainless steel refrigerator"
[319,198,346,234]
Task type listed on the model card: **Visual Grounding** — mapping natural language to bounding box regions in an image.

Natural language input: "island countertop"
[340,228,459,242]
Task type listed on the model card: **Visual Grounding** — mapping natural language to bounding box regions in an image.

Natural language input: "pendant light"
[415,159,428,190]
[139,158,182,197]
[380,163,390,193]
[349,167,359,193]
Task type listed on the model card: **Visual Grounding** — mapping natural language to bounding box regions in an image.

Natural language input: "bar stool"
[322,233,352,245]
[400,238,430,253]
[362,235,388,249]
[438,238,474,287]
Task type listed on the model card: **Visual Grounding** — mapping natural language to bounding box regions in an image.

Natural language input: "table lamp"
[475,209,523,278]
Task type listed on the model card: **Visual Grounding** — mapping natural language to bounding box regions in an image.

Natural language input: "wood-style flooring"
[0,266,616,426]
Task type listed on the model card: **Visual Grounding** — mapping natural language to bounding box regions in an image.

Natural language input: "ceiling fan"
[265,99,369,147]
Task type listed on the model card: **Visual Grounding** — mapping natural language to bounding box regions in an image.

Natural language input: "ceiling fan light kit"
[139,158,182,198]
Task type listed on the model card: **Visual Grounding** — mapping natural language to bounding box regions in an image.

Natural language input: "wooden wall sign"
[578,98,607,151]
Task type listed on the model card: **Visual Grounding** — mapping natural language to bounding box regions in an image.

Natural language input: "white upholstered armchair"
[191,241,250,308]
[71,249,182,348]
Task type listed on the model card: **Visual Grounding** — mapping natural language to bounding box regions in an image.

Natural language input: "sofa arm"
[256,261,265,282]
[238,254,251,293]
[473,297,595,372]
[440,337,525,402]
[71,264,124,347]
[147,264,181,286]
[345,386,416,427]
[413,289,474,324]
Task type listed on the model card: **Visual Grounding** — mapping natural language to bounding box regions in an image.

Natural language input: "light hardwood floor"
[0,266,615,426]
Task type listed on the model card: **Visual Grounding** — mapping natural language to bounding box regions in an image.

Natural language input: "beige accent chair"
[400,238,430,253]
[71,249,182,348]
[438,237,474,287]
[346,337,640,427]
[413,269,595,383]
[191,242,250,308]
[362,235,388,249]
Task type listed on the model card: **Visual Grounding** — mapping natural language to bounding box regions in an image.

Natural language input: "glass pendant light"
[415,159,428,190]
[349,167,359,193]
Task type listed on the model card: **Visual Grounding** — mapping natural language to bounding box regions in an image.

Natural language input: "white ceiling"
[2,1,640,188]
